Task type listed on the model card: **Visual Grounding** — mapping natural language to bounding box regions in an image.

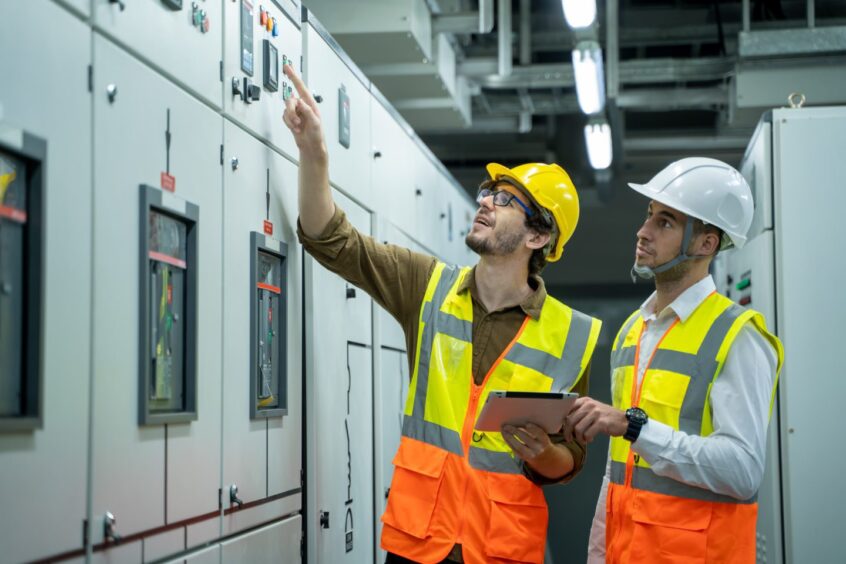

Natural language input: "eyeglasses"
[476,188,535,217]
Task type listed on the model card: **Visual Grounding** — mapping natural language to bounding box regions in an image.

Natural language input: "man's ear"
[526,230,551,251]
[696,231,721,257]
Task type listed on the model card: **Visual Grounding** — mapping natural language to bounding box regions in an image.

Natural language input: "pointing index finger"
[283,64,317,110]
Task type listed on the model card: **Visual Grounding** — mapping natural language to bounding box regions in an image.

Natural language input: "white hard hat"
[628,157,754,249]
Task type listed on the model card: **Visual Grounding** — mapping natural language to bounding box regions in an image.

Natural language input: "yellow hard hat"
[486,162,579,262]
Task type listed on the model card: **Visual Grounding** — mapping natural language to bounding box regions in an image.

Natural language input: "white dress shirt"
[586,275,779,563]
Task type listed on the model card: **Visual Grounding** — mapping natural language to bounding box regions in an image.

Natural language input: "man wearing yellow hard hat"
[282,63,601,564]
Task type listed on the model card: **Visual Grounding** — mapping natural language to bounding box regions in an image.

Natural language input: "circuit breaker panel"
[250,232,288,419]
[0,134,45,431]
[139,185,199,425]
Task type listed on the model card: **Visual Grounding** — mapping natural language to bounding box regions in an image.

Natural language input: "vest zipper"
[625,318,680,487]
[453,316,529,548]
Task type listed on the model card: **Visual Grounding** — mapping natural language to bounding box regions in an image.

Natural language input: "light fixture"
[572,41,606,115]
[584,120,612,170]
[561,0,596,29]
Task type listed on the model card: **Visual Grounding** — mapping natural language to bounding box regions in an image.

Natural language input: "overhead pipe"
[742,0,750,32]
[606,0,619,99]
[519,0,531,66]
[498,0,513,77]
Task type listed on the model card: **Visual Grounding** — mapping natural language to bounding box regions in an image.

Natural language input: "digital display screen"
[240,0,254,76]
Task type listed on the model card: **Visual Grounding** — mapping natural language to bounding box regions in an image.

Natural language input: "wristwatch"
[624,407,648,442]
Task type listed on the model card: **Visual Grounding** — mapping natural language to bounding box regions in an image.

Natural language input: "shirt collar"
[458,266,546,320]
[639,274,716,324]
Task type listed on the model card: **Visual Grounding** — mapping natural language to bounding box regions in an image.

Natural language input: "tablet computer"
[475,390,578,434]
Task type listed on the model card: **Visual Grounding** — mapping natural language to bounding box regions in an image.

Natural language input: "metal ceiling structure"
[302,0,846,286]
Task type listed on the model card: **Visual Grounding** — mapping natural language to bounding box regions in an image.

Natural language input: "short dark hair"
[690,218,723,257]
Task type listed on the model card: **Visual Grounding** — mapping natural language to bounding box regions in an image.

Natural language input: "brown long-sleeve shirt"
[298,206,587,483]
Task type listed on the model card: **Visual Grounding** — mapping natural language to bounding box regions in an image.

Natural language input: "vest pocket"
[630,490,712,563]
[381,439,449,540]
[484,473,547,563]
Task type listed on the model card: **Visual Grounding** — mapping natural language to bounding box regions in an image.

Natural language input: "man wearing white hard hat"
[563,158,784,563]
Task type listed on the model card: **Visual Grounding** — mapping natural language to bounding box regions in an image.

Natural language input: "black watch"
[624,407,648,443]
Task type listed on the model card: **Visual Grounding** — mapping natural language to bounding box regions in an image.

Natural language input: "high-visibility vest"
[381,263,601,564]
[606,291,784,564]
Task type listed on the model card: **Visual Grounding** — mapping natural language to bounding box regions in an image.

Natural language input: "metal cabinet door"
[91,34,223,543]
[740,119,774,241]
[56,0,90,17]
[312,343,375,564]
[723,232,782,564]
[370,99,415,238]
[303,22,372,205]
[222,122,302,530]
[772,107,846,564]
[0,1,91,562]
[304,194,374,563]
[93,0,223,108]
[375,347,410,564]
[223,0,302,161]
[221,515,302,564]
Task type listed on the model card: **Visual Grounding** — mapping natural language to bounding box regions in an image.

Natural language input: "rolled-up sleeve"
[297,206,436,331]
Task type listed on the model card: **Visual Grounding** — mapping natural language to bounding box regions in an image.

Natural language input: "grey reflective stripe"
[610,459,626,484]
[609,461,756,504]
[504,308,595,392]
[411,265,462,418]
[678,303,745,434]
[554,309,594,391]
[609,314,640,370]
[468,445,522,474]
[421,303,472,343]
[612,347,700,375]
[611,346,635,370]
[615,314,640,353]
[402,415,464,457]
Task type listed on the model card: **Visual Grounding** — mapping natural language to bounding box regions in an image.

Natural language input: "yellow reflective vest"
[381,263,602,564]
[605,291,784,563]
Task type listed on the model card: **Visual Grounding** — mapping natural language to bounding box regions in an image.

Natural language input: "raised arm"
[282,63,334,238]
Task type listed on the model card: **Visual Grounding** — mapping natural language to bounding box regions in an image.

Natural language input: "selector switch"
[245,78,261,103]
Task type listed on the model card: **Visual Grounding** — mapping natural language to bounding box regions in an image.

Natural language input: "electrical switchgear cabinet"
[0,132,45,431]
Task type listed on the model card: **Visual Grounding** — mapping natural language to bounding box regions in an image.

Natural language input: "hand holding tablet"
[475,390,579,434]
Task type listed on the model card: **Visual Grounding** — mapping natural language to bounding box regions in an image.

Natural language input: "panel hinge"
[219,60,224,82]
[87,65,93,93]
[220,144,224,166]
[300,531,305,558]
[218,487,223,510]
[300,468,304,487]
[82,518,89,547]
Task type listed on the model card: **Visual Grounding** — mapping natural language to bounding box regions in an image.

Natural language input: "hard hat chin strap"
[630,217,696,282]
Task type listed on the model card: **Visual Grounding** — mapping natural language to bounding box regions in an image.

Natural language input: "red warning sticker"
[161,172,176,192]
[263,220,273,235]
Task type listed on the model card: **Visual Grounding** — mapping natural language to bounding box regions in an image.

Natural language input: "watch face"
[626,407,648,425]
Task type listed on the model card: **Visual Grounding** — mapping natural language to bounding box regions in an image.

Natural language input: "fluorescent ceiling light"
[562,0,596,29]
[572,42,606,115]
[585,121,613,170]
